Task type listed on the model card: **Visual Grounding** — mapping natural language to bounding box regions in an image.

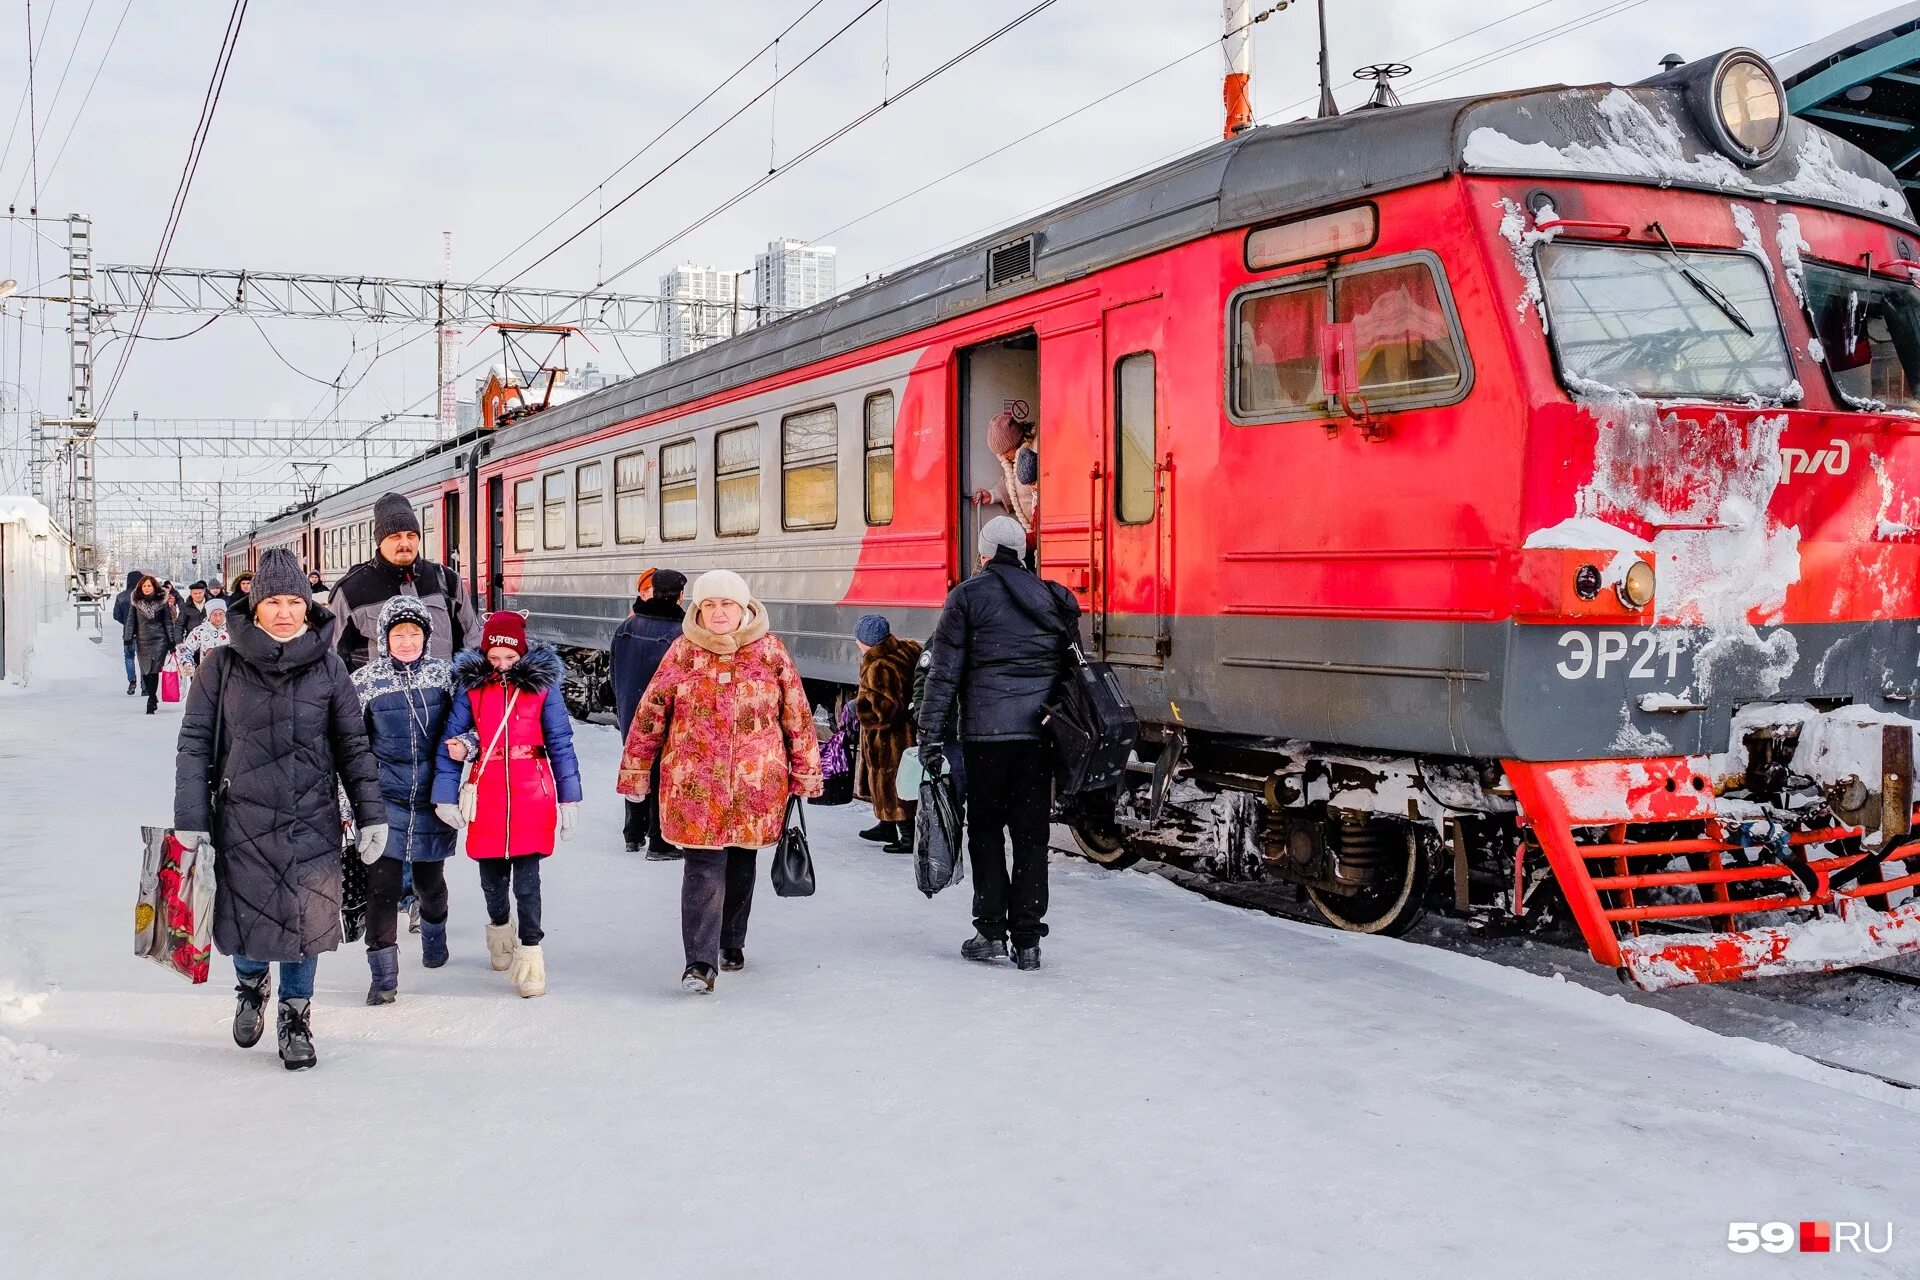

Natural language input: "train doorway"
[443,489,461,578]
[1099,298,1170,666]
[486,477,505,612]
[955,332,1038,579]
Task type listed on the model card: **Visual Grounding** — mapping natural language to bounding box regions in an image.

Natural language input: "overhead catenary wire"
[33,0,133,194]
[8,0,95,205]
[0,0,60,196]
[96,0,249,417]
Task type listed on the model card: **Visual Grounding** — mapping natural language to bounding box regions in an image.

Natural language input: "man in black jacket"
[112,568,143,694]
[917,515,1078,971]
[178,580,210,635]
[611,568,686,858]
[326,492,479,673]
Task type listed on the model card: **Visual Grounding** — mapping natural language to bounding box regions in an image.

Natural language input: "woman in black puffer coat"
[128,574,180,714]
[172,549,385,1071]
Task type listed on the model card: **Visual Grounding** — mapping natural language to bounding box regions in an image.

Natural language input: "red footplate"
[1502,759,1920,989]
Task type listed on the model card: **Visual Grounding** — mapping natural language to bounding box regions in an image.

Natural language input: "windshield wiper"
[1649,221,1755,337]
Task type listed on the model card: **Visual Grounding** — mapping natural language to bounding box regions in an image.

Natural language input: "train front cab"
[1474,58,1920,988]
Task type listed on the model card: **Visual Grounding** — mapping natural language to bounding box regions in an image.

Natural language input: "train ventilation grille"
[988,237,1035,289]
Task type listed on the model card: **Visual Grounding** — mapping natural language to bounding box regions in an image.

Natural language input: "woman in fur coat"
[430,611,582,998]
[851,614,922,852]
[616,569,822,993]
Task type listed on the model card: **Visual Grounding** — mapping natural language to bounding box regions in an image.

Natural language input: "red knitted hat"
[482,610,528,657]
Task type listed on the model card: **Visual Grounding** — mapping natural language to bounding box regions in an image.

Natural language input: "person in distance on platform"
[616,570,822,993]
[431,611,581,999]
[228,569,253,602]
[351,596,457,1006]
[171,548,385,1071]
[328,492,478,673]
[917,515,1078,972]
[970,411,1039,558]
[610,567,687,859]
[113,568,144,695]
[174,597,230,678]
[308,569,329,596]
[852,614,921,854]
[128,574,182,715]
[179,581,210,635]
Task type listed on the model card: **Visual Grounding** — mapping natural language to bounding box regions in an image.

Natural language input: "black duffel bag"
[995,568,1140,798]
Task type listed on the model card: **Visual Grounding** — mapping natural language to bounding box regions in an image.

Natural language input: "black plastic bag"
[914,763,966,898]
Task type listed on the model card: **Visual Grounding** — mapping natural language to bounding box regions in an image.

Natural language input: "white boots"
[485,922,515,972]
[509,944,546,998]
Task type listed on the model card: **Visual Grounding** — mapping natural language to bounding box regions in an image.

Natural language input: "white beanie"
[688,569,753,612]
[978,515,1027,560]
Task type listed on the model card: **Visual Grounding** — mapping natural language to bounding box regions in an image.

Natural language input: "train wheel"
[1307,826,1429,936]
[1067,794,1142,870]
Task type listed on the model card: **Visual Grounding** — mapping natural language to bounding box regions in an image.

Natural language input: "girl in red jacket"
[432,611,582,998]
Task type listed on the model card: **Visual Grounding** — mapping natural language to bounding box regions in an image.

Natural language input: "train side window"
[421,505,438,560]
[864,391,895,526]
[514,479,536,552]
[1232,282,1330,417]
[1332,261,1464,402]
[660,439,698,542]
[1114,352,1157,524]
[614,451,647,544]
[576,461,605,548]
[782,405,838,531]
[716,424,761,537]
[542,471,569,550]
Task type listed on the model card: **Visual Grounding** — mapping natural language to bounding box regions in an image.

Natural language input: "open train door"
[1098,297,1171,667]
[486,476,506,613]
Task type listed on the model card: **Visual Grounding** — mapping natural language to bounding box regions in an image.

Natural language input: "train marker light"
[1618,559,1657,609]
[1685,50,1785,167]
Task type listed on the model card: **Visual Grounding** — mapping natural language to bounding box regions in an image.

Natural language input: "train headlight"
[1688,50,1785,167]
[1618,560,1656,610]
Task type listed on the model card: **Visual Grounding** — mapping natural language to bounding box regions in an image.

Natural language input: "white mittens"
[356,822,390,865]
[558,802,579,841]
[434,803,466,830]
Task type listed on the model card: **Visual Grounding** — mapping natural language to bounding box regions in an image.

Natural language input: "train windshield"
[1802,262,1920,411]
[1537,243,1794,400]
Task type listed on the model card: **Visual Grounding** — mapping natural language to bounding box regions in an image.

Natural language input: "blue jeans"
[123,642,136,682]
[233,954,318,1000]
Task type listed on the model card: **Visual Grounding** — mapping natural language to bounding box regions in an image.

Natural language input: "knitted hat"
[636,568,656,595]
[373,491,421,543]
[978,515,1027,560]
[379,594,433,644]
[652,568,687,600]
[481,609,528,657]
[205,597,228,617]
[251,548,312,605]
[1015,445,1039,487]
[987,410,1024,456]
[854,614,890,646]
[688,569,752,612]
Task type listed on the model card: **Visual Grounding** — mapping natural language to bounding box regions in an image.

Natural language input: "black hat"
[189,580,208,592]
[652,568,687,599]
[251,548,312,606]
[373,491,421,543]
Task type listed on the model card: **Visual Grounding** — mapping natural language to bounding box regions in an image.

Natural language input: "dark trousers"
[366,857,447,950]
[962,740,1053,947]
[680,847,755,968]
[141,666,162,712]
[478,854,544,945]
[623,792,679,853]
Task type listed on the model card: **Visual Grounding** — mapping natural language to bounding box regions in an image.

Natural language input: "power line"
[592,0,1068,295]
[499,0,889,287]
[8,0,94,204]
[474,0,832,283]
[97,0,248,416]
[0,0,61,192]
[31,0,131,194]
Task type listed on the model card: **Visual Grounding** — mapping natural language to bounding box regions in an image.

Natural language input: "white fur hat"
[687,568,753,612]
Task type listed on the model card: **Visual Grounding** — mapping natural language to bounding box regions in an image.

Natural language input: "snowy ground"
[3,627,1918,1279]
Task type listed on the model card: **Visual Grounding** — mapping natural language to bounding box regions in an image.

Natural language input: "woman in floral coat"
[617,569,822,993]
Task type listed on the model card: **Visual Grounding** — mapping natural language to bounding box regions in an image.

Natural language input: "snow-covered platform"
[1,630,1916,1278]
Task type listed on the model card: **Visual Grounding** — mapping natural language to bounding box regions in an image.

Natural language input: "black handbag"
[770,797,816,897]
[993,568,1140,797]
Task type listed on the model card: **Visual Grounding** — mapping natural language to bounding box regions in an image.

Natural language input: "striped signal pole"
[1223,1,1254,138]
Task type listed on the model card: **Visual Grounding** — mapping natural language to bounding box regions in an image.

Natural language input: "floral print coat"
[617,602,823,850]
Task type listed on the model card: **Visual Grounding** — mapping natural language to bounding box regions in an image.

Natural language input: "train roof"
[235,51,1911,544]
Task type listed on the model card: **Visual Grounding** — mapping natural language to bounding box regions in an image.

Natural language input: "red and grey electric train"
[227,50,1920,988]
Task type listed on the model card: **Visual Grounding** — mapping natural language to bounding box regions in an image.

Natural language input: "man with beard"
[326,492,479,673]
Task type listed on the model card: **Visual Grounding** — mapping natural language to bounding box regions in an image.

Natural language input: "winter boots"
[126,679,136,696]
[420,920,449,969]
[277,998,316,1070]
[366,945,399,1005]
[509,944,546,998]
[883,826,913,855]
[720,947,745,972]
[681,963,716,993]
[858,821,895,843]
[1014,945,1043,971]
[485,922,516,972]
[961,932,1009,962]
[232,971,270,1047]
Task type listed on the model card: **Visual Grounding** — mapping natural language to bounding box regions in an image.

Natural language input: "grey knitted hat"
[250,547,312,606]
[373,491,421,543]
[977,514,1027,560]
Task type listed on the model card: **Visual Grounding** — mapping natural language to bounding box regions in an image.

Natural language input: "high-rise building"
[754,239,837,320]
[660,265,744,363]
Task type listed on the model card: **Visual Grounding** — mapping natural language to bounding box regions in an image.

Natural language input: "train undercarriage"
[1068,709,1920,989]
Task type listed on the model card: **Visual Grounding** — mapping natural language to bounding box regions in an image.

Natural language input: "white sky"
[0,0,1907,522]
